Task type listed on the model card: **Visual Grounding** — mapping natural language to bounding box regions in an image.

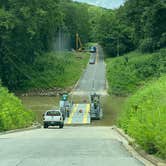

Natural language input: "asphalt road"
[0,46,153,166]
[72,46,107,95]
[0,127,149,166]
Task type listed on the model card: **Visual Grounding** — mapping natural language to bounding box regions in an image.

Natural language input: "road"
[0,46,153,166]
[72,45,107,95]
[0,127,151,166]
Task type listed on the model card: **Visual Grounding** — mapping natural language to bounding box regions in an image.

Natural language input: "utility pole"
[117,36,120,56]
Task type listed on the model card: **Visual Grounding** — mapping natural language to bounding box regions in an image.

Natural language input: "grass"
[105,48,166,158]
[21,51,89,90]
[118,76,166,159]
[0,84,34,131]
[106,48,166,96]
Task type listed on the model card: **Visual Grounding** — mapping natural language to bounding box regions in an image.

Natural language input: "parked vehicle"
[89,55,96,64]
[90,46,96,53]
[43,110,64,128]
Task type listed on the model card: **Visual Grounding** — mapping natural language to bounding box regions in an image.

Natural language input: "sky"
[73,0,125,9]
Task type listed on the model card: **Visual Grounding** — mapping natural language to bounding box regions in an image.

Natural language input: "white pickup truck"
[43,110,64,128]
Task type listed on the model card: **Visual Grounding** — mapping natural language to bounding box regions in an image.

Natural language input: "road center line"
[83,104,90,124]
[67,104,78,124]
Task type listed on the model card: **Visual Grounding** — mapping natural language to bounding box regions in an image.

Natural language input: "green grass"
[106,48,166,158]
[0,84,34,131]
[106,48,166,96]
[22,51,89,90]
[118,76,166,159]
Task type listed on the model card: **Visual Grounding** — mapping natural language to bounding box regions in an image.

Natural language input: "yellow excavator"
[76,33,83,52]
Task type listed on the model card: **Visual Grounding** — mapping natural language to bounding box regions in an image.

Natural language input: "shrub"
[106,48,166,96]
[0,84,34,131]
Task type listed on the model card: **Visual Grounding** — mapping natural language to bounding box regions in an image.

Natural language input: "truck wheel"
[59,123,64,129]
[44,123,48,128]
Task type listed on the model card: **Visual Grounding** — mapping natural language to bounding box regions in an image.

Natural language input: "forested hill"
[0,0,165,90]
[0,0,92,90]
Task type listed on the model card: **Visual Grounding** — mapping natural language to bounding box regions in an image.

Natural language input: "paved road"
[64,104,91,125]
[72,45,107,95]
[0,46,153,166]
[0,127,150,166]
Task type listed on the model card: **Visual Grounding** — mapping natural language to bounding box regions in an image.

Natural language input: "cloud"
[73,0,124,9]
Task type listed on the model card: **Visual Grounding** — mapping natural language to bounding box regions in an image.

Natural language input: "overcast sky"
[73,0,125,9]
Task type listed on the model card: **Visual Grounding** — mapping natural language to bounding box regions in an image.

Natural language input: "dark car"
[90,46,96,53]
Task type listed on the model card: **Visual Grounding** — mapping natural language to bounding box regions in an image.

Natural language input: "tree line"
[95,0,166,56]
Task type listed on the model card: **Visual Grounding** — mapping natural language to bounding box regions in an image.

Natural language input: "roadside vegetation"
[118,76,166,158]
[106,49,166,96]
[22,51,89,90]
[106,48,166,159]
[0,84,34,131]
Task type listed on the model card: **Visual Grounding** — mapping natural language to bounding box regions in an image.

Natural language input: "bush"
[21,51,89,89]
[118,76,166,158]
[0,84,34,131]
[106,48,166,96]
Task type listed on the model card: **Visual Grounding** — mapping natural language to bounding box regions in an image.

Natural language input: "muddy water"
[20,95,126,126]
[92,96,126,126]
[20,96,59,124]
